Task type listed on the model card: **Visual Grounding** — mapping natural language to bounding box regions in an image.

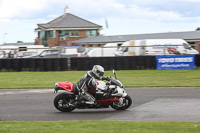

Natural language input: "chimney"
[64,6,70,14]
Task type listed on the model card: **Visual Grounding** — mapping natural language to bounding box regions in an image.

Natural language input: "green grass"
[0,121,200,133]
[0,70,200,89]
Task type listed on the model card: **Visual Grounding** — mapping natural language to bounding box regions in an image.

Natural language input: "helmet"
[92,65,104,79]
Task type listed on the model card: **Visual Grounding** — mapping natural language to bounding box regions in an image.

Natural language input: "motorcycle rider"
[74,65,109,105]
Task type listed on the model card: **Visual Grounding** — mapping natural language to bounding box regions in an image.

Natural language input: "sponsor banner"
[156,55,195,70]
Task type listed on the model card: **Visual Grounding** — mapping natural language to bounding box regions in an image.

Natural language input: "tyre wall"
[0,58,68,71]
[70,56,156,70]
[0,55,199,71]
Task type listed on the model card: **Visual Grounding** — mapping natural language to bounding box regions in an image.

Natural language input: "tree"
[196,27,200,31]
[17,41,23,43]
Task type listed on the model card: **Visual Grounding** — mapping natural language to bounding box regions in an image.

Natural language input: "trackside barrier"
[70,56,156,70]
[0,55,199,72]
[0,58,68,71]
[195,54,200,67]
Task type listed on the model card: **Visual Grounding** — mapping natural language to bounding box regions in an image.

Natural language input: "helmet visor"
[97,70,104,77]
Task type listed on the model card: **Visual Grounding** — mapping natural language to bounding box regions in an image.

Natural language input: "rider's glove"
[102,76,110,81]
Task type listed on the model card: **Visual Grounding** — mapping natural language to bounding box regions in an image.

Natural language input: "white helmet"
[92,65,104,79]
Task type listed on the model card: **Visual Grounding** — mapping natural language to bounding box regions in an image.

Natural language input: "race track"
[0,87,200,122]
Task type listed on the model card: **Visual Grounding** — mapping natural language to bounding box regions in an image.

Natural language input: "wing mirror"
[113,69,117,80]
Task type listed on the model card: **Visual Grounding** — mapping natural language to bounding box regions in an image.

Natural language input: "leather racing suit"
[74,70,108,104]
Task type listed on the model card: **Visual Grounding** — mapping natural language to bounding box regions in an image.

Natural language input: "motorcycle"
[53,70,132,112]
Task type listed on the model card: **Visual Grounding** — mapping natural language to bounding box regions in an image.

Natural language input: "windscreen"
[110,77,122,88]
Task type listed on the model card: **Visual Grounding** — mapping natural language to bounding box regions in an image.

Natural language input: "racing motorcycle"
[53,70,132,112]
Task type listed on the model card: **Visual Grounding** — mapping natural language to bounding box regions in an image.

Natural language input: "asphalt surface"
[0,87,200,122]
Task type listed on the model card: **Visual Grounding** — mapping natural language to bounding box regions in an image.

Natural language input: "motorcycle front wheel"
[110,95,132,110]
[54,93,75,112]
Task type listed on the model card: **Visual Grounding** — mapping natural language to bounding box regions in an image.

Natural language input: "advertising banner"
[156,55,195,70]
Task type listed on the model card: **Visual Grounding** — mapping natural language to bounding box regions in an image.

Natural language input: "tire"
[110,95,132,110]
[54,93,75,112]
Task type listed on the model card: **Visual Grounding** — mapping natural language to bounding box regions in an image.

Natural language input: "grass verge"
[0,121,200,133]
[0,70,199,89]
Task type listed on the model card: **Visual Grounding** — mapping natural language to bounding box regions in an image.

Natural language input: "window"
[58,31,64,36]
[59,30,70,37]
[40,30,46,39]
[118,47,128,52]
[77,47,86,53]
[58,30,80,37]
[65,31,69,36]
[123,47,128,52]
[19,47,27,51]
[70,31,79,37]
[49,31,54,38]
[86,30,97,37]
[40,50,58,56]
[183,43,192,49]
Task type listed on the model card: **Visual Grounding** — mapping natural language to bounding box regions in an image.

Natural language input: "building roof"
[38,13,102,29]
[0,42,35,46]
[73,30,200,44]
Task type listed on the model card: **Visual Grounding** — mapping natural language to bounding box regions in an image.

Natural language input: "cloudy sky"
[0,0,200,44]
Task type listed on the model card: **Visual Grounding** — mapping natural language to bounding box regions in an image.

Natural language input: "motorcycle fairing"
[56,81,74,93]
[97,96,122,105]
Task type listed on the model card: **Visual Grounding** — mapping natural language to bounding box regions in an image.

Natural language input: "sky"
[0,0,200,44]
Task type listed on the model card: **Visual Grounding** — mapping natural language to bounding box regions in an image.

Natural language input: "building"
[34,7,200,52]
[35,7,102,47]
[73,30,200,52]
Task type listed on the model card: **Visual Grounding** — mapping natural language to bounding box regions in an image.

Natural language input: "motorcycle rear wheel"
[110,95,132,110]
[54,93,75,112]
